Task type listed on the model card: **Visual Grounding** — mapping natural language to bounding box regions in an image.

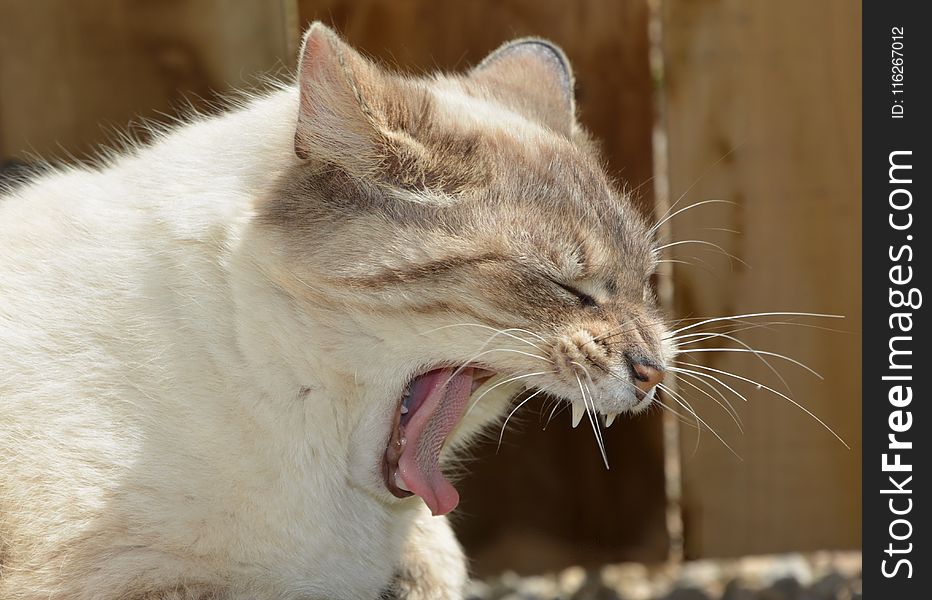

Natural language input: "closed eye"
[554,281,599,308]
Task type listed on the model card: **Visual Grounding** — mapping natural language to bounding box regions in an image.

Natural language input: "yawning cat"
[0,23,669,599]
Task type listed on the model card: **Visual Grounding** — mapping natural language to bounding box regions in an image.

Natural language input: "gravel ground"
[467,552,861,600]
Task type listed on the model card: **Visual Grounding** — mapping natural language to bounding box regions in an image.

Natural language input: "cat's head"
[254,24,670,516]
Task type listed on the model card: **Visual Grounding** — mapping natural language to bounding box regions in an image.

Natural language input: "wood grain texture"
[296,0,667,574]
[660,0,861,558]
[0,0,295,162]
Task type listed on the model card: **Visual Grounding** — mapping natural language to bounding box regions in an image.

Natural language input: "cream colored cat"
[0,23,668,600]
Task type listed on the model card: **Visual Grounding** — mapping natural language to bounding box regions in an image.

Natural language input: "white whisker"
[574,371,609,469]
[569,360,601,436]
[653,397,703,429]
[672,330,796,393]
[659,382,741,459]
[658,383,702,457]
[673,372,743,432]
[673,362,849,448]
[420,323,546,351]
[590,319,640,344]
[582,374,609,469]
[651,143,743,229]
[653,239,750,269]
[463,371,549,418]
[671,312,843,337]
[670,366,752,405]
[497,388,546,452]
[674,347,823,379]
[543,398,566,430]
[436,325,552,397]
[649,199,734,236]
[685,319,850,338]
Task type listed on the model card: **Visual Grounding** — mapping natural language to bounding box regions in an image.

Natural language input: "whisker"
[591,321,641,344]
[503,328,550,345]
[651,142,742,229]
[653,396,703,430]
[700,226,740,235]
[653,239,750,269]
[667,314,839,329]
[671,312,844,337]
[671,366,742,411]
[657,383,703,457]
[673,372,743,432]
[659,382,742,459]
[420,323,547,351]
[477,347,552,364]
[669,366,752,405]
[674,347,823,380]
[435,324,553,396]
[574,371,609,469]
[629,174,656,196]
[436,346,550,402]
[670,325,780,344]
[667,320,795,344]
[581,371,609,469]
[674,329,799,394]
[497,388,547,452]
[649,199,735,236]
[710,319,850,337]
[671,320,850,344]
[543,398,566,430]
[673,362,849,448]
[463,371,549,418]
[570,360,605,447]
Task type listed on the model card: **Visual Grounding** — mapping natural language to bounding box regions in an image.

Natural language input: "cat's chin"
[382,366,495,516]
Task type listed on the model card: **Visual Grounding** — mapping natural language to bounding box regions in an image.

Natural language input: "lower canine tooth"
[604,413,617,428]
[571,402,585,428]
[400,404,409,415]
[394,471,411,492]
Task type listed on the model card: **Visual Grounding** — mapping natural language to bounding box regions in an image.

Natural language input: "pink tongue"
[397,367,474,516]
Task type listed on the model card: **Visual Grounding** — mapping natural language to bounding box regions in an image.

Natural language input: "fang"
[394,471,410,492]
[571,402,585,428]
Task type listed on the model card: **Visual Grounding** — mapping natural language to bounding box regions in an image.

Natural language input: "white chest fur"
[0,87,422,599]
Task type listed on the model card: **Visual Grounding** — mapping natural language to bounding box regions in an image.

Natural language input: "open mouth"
[382,366,495,516]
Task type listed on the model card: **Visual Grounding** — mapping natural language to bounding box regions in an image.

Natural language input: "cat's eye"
[555,281,599,308]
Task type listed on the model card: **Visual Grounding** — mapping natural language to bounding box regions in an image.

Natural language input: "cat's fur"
[0,24,668,599]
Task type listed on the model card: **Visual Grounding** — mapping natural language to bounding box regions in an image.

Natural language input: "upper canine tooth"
[604,413,617,428]
[571,402,585,428]
[394,471,411,492]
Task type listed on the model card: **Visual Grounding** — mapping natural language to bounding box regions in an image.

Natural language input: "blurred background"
[0,0,861,594]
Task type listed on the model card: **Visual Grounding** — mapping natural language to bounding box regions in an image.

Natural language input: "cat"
[0,23,669,600]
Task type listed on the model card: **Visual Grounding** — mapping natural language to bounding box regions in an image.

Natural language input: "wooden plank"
[0,0,296,162]
[296,0,666,575]
[659,0,861,557]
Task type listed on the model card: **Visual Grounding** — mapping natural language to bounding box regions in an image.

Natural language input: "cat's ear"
[470,39,576,135]
[293,23,385,174]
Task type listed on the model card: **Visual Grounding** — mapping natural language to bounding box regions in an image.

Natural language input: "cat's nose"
[629,359,663,394]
